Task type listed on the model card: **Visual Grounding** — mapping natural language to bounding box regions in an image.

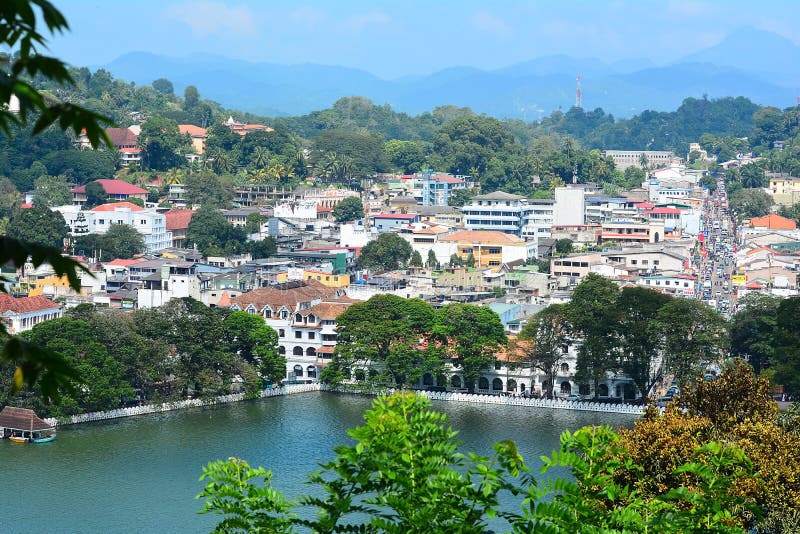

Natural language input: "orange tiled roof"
[178,124,207,137]
[440,229,524,245]
[229,280,336,311]
[165,209,195,231]
[750,213,797,230]
[91,201,145,212]
[0,294,60,313]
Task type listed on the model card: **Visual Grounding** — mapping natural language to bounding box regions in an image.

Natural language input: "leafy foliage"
[358,232,413,271]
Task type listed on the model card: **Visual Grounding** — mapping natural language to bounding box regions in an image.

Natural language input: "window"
[295,331,302,339]
[308,332,315,340]
[293,347,303,356]
[487,248,501,254]
[279,329,285,337]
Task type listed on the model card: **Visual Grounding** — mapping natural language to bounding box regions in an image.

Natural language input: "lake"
[0,392,637,533]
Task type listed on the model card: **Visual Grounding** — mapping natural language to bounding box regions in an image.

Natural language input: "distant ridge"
[99,26,800,119]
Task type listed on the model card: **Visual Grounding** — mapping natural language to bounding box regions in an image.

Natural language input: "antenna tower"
[575,74,582,109]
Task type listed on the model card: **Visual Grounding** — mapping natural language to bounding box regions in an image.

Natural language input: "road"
[696,176,737,317]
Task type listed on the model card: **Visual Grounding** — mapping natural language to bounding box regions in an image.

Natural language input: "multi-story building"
[462,191,536,238]
[137,262,203,308]
[603,150,674,171]
[438,229,533,270]
[58,202,172,253]
[419,172,469,206]
[178,124,207,154]
[372,213,419,231]
[637,274,697,297]
[227,280,351,380]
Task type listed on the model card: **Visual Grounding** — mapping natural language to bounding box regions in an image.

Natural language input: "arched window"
[560,381,572,394]
[598,384,609,397]
[507,379,517,392]
[293,346,303,356]
[492,378,503,391]
[278,345,285,355]
[295,313,302,323]
[520,383,526,392]
[307,365,317,378]
[306,347,316,356]
[293,364,303,377]
[307,314,315,324]
[560,362,570,373]
[451,375,462,388]
[478,377,489,390]
[494,361,501,370]
[422,373,433,386]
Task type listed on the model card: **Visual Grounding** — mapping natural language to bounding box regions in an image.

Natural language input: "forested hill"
[36,65,767,153]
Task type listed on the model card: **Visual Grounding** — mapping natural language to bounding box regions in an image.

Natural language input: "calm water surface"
[0,392,636,533]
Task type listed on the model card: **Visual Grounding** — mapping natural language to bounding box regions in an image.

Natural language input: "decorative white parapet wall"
[319,384,648,416]
[45,382,646,428]
[45,382,322,427]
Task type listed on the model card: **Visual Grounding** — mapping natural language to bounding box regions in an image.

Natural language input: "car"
[565,394,583,402]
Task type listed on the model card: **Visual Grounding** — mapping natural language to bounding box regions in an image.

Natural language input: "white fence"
[45,382,322,427]
[320,384,648,415]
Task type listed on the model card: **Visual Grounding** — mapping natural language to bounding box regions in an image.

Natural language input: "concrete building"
[420,172,469,206]
[71,179,148,206]
[438,230,534,270]
[462,191,536,238]
[372,213,419,231]
[603,150,674,171]
[0,293,61,334]
[553,187,585,227]
[58,202,172,253]
[137,262,203,308]
[178,124,207,154]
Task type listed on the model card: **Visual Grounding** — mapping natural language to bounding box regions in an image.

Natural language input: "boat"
[9,435,28,443]
[32,433,56,444]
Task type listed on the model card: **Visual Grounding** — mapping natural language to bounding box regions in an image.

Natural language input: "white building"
[137,262,203,309]
[462,191,542,238]
[0,293,61,334]
[56,202,172,253]
[554,187,586,227]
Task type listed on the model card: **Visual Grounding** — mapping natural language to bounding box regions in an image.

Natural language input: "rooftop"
[0,293,60,314]
[72,179,149,196]
[440,229,524,245]
[471,191,525,201]
[91,201,145,212]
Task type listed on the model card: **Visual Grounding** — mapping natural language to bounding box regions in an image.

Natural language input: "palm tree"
[164,168,184,185]
[314,152,339,183]
[251,146,270,170]
[210,149,233,174]
[638,152,650,174]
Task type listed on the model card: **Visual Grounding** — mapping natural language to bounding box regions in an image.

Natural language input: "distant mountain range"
[99,26,799,119]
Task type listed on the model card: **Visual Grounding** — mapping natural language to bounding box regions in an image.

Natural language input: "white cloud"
[165,1,255,37]
[346,11,390,32]
[470,11,513,36]
[290,6,324,28]
[666,1,716,17]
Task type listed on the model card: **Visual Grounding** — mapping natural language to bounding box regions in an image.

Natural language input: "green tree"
[184,170,234,208]
[0,175,20,216]
[729,293,782,374]
[729,188,773,219]
[83,180,108,208]
[358,232,413,271]
[186,204,246,256]
[518,304,569,399]
[739,162,766,189]
[246,237,277,259]
[151,78,174,95]
[138,115,188,171]
[432,303,506,393]
[183,85,200,110]
[324,295,438,388]
[7,204,68,248]
[223,311,283,385]
[331,196,364,222]
[657,299,728,387]
[613,286,671,398]
[565,273,620,398]
[426,249,438,269]
[771,297,800,395]
[383,139,429,173]
[447,188,478,208]
[96,224,144,260]
[555,238,573,255]
[409,250,423,267]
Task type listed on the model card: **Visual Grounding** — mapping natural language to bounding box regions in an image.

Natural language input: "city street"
[697,176,737,317]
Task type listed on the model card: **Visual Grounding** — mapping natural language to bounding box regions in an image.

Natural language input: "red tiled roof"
[0,293,60,313]
[72,179,149,195]
[440,229,524,244]
[178,124,207,137]
[635,202,654,209]
[20,203,32,209]
[165,209,195,231]
[316,345,336,354]
[91,201,145,212]
[431,174,466,184]
[216,290,233,307]
[106,258,145,267]
[649,207,681,215]
[750,213,797,230]
[105,127,138,148]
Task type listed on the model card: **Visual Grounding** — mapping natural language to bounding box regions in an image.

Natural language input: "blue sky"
[50,0,800,78]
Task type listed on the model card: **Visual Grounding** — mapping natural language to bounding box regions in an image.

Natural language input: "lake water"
[0,392,636,533]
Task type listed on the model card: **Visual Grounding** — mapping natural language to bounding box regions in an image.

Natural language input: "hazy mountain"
[100,27,799,119]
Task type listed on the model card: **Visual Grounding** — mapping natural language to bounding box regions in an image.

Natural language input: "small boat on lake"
[32,433,56,444]
[0,406,56,445]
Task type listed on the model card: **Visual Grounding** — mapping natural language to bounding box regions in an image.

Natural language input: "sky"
[49,0,800,79]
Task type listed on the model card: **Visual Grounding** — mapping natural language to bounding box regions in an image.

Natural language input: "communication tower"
[575,74,582,109]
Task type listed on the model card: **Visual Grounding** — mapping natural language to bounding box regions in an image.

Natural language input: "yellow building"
[769,175,800,195]
[439,230,530,270]
[303,270,350,288]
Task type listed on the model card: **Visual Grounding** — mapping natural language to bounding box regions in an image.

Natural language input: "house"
[372,213,419,231]
[416,205,463,227]
[637,274,697,297]
[438,230,533,270]
[105,127,141,166]
[749,213,797,231]
[137,262,203,308]
[71,179,149,206]
[228,280,351,380]
[462,191,537,238]
[419,172,469,206]
[223,116,273,136]
[0,293,61,333]
[164,210,194,248]
[178,124,207,154]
